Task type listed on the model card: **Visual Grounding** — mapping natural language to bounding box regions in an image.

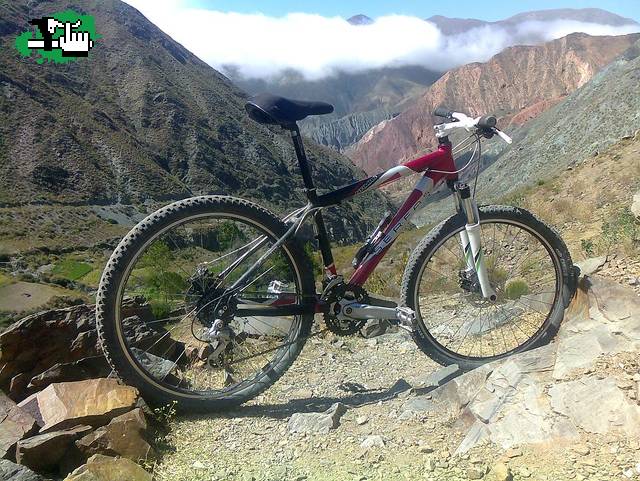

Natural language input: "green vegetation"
[52,259,93,281]
[0,272,12,288]
[138,242,187,319]
[601,208,640,256]
[505,279,530,299]
[581,239,595,257]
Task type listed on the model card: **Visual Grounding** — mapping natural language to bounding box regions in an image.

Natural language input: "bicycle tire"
[401,205,574,371]
[96,196,316,412]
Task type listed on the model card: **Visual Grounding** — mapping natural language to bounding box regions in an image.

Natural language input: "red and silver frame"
[234,142,457,318]
[314,143,457,287]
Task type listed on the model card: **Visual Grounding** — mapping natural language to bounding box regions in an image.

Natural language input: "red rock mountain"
[348,33,640,173]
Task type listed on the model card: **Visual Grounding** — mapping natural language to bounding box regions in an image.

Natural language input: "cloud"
[125,0,639,80]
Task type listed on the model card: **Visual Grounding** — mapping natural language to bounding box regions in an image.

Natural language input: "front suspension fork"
[454,183,497,301]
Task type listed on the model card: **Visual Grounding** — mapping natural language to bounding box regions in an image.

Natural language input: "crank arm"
[336,303,415,331]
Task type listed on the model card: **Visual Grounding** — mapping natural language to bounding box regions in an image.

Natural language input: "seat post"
[289,125,336,275]
[289,125,317,202]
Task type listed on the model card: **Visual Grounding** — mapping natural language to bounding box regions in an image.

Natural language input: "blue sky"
[187,0,639,22]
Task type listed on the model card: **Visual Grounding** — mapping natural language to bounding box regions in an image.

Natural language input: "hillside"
[233,66,440,151]
[0,0,389,246]
[348,33,640,173]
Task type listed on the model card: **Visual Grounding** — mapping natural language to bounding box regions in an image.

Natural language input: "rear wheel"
[401,205,573,371]
[96,196,316,412]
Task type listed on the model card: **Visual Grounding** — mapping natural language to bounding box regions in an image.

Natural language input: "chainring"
[323,283,369,336]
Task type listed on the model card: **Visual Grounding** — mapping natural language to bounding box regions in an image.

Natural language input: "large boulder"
[15,425,92,473]
[400,276,640,454]
[0,302,176,402]
[76,409,155,462]
[63,454,152,481]
[0,392,38,460]
[17,379,138,433]
[0,459,50,481]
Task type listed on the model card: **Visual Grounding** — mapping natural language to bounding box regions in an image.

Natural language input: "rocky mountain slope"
[233,66,439,151]
[349,32,640,173]
[0,0,389,245]
[469,38,640,208]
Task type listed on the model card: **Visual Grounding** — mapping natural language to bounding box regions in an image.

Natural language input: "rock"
[425,458,436,472]
[631,192,640,220]
[130,348,174,379]
[0,392,38,459]
[486,463,512,481]
[19,379,138,433]
[505,448,522,458]
[572,444,590,456]
[76,409,155,462]
[0,459,49,481]
[355,416,368,426]
[360,319,392,338]
[15,425,92,472]
[549,376,640,435]
[418,445,434,454]
[467,466,485,479]
[575,256,607,276]
[63,454,152,481]
[288,403,347,434]
[27,358,111,392]
[413,364,461,393]
[360,435,385,449]
[0,302,171,402]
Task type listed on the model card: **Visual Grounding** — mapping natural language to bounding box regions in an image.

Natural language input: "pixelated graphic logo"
[15,10,99,64]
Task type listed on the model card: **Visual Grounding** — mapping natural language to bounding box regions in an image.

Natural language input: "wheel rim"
[113,212,306,398]
[413,218,561,361]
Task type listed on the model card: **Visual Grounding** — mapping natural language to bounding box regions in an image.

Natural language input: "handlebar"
[433,107,512,144]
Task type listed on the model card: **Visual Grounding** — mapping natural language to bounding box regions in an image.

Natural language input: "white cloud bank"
[125,0,639,79]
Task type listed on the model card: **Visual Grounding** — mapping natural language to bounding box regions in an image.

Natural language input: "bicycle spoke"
[414,218,561,361]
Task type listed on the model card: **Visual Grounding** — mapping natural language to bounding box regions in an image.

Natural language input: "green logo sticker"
[15,10,99,64]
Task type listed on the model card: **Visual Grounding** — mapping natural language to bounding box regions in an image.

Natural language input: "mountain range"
[427,8,638,35]
[0,0,390,245]
[348,32,640,173]
[413,36,640,225]
[231,8,639,154]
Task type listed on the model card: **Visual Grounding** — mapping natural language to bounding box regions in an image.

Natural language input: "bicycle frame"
[233,125,460,318]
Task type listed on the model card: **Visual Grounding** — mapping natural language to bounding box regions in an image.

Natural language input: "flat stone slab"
[288,402,347,434]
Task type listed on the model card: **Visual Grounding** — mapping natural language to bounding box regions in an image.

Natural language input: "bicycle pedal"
[395,306,416,332]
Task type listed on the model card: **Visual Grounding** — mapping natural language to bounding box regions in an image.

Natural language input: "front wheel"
[401,205,574,371]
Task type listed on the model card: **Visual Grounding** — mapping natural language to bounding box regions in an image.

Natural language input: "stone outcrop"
[0,459,50,481]
[63,454,152,481]
[400,275,640,454]
[0,392,37,459]
[15,426,92,472]
[0,302,177,402]
[76,409,155,462]
[17,379,138,433]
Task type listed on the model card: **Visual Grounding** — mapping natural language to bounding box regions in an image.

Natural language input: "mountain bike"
[97,93,577,411]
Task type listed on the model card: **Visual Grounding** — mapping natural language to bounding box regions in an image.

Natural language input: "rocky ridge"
[348,33,640,174]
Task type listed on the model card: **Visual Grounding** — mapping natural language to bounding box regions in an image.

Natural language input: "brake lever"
[494,128,512,144]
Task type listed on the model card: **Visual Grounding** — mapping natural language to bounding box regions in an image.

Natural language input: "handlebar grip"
[478,115,497,129]
[434,107,454,119]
